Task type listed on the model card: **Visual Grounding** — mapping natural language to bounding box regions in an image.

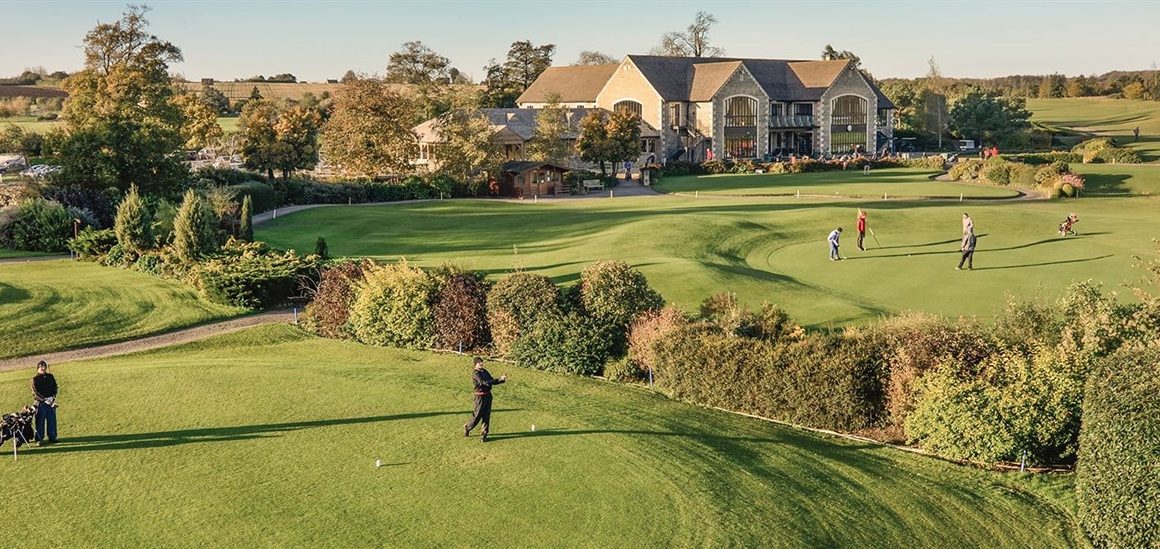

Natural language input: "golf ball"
[531,424,536,432]
[375,459,382,468]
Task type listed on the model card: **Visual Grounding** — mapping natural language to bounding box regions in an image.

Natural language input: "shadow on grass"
[36,409,521,454]
[972,255,1113,271]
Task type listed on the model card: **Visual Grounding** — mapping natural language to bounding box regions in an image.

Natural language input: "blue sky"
[4,1,1159,82]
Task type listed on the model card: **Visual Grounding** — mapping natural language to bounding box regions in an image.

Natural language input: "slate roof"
[516,64,619,104]
[414,107,660,143]
[500,160,571,173]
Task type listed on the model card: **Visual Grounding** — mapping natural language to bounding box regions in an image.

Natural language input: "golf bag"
[1058,214,1079,236]
[1,405,36,449]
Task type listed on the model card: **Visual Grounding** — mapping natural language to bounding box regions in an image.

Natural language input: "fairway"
[258,186,1157,326]
[0,260,243,359]
[654,168,1020,198]
[1029,97,1160,161]
[0,325,1079,547]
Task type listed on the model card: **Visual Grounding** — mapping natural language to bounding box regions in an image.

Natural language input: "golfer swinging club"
[464,357,506,442]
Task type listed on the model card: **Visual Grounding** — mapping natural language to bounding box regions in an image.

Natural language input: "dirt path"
[0,310,295,372]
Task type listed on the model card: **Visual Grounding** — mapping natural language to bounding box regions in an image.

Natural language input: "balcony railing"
[769,115,815,128]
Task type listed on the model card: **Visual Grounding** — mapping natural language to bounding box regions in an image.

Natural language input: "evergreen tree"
[113,184,152,254]
[315,237,329,260]
[239,194,254,242]
[172,189,217,263]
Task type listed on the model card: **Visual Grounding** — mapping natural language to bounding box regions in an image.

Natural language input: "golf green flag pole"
[869,227,882,248]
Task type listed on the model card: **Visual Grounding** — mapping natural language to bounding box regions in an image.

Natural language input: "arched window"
[614,100,643,118]
[723,96,758,159]
[830,95,868,153]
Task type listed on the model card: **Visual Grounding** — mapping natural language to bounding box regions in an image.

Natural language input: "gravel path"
[0,310,295,372]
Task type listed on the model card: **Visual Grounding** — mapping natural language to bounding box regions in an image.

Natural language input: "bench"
[582,179,604,193]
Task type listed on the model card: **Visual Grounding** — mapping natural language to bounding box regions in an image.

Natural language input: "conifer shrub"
[113,184,153,254]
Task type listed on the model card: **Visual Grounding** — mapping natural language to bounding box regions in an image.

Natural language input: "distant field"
[177,81,349,101]
[1,115,239,134]
[1029,97,1160,162]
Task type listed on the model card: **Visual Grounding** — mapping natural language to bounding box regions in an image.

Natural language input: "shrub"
[195,167,266,186]
[67,227,117,260]
[579,260,663,352]
[301,260,370,339]
[172,189,219,263]
[510,313,614,376]
[660,161,703,177]
[627,306,687,374]
[701,159,728,174]
[947,159,983,181]
[1094,146,1141,164]
[1033,161,1071,187]
[38,185,118,228]
[1077,347,1160,548]
[901,155,947,170]
[980,157,1013,185]
[697,293,804,342]
[764,161,788,174]
[238,195,254,241]
[113,185,153,254]
[1071,137,1117,155]
[227,182,277,213]
[314,237,329,260]
[432,270,490,351]
[486,272,561,355]
[603,356,645,383]
[0,198,90,252]
[1002,151,1081,165]
[349,261,439,348]
[194,239,320,310]
[729,159,758,174]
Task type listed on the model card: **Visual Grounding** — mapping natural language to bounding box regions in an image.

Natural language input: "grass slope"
[1029,97,1160,162]
[0,260,242,359]
[259,188,1158,327]
[0,325,1079,547]
[654,168,1020,198]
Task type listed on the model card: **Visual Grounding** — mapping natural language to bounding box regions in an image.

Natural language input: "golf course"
[0,325,1081,547]
[257,166,1158,327]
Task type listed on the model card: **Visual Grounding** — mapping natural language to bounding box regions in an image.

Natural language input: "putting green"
[0,260,243,359]
[258,189,1157,327]
[0,325,1080,547]
[654,168,1020,198]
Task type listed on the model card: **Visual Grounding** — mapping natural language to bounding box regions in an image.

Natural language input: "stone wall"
[709,65,768,160]
[819,66,878,156]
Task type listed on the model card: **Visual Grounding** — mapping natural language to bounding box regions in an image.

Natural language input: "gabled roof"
[500,160,571,173]
[689,61,744,101]
[415,107,660,144]
[516,64,619,104]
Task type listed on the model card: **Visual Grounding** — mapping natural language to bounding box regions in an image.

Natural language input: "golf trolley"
[1,405,37,461]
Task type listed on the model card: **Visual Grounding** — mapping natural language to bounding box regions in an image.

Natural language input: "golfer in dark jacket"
[463,357,505,442]
[31,360,58,445]
[957,230,977,270]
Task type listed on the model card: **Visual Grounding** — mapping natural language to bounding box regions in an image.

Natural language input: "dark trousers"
[857,231,866,250]
[465,394,493,435]
[958,250,974,269]
[35,401,57,442]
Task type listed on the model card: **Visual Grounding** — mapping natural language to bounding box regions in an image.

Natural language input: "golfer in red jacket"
[856,209,868,251]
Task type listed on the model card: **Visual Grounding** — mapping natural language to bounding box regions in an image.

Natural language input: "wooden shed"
[498,161,570,198]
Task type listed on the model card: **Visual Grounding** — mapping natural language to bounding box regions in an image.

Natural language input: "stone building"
[517,55,895,162]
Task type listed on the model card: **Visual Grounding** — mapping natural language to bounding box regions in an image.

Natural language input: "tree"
[1122,81,1148,100]
[271,104,321,178]
[949,88,1031,147]
[249,86,263,100]
[200,84,230,114]
[114,184,152,254]
[605,110,642,166]
[238,98,281,179]
[821,44,862,68]
[56,5,188,195]
[173,91,223,149]
[340,70,358,83]
[526,93,572,163]
[1038,74,1066,98]
[238,194,253,242]
[576,111,611,175]
[321,77,418,177]
[482,40,555,107]
[172,189,217,263]
[432,88,501,184]
[574,50,616,66]
[651,11,724,57]
[386,41,451,85]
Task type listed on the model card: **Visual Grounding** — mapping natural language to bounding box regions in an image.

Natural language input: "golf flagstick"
[869,227,882,248]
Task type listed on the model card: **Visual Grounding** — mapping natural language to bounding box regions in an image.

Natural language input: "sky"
[3,0,1160,82]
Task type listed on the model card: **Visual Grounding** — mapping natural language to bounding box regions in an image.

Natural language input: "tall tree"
[432,88,501,184]
[385,41,451,85]
[271,104,322,178]
[321,77,418,177]
[526,93,572,164]
[238,98,281,179]
[574,51,616,66]
[821,44,862,69]
[173,90,223,150]
[605,110,642,167]
[576,111,611,175]
[482,40,555,107]
[948,88,1031,147]
[56,5,188,195]
[114,184,152,254]
[651,11,724,57]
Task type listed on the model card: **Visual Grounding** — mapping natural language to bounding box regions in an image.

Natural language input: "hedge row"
[219,173,487,214]
[660,155,945,177]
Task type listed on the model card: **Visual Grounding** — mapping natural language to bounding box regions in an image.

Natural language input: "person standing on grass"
[856,209,868,251]
[1134,127,1140,142]
[828,227,844,261]
[31,360,58,446]
[957,227,977,270]
[962,212,974,236]
[464,357,506,442]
